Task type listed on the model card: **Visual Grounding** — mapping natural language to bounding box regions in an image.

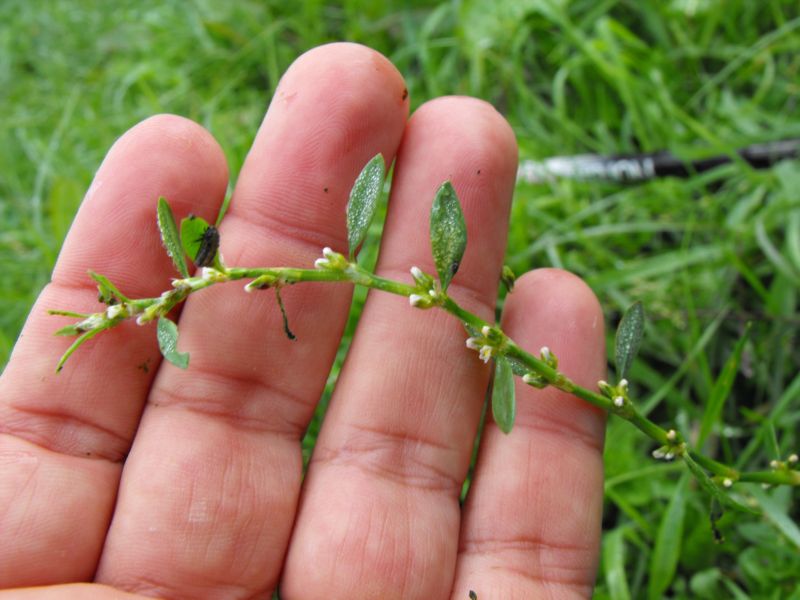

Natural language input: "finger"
[282,97,519,599]
[0,584,146,600]
[95,43,409,599]
[0,116,228,587]
[452,269,607,599]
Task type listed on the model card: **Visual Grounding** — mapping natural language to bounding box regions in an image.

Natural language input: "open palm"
[0,43,606,600]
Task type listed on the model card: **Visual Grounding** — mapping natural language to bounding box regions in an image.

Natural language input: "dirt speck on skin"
[477,169,481,175]
[324,187,329,193]
[402,88,408,101]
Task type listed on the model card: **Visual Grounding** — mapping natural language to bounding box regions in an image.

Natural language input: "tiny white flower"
[666,429,677,442]
[481,325,492,337]
[722,478,733,488]
[540,346,551,361]
[598,379,608,388]
[409,294,424,307]
[136,314,148,326]
[429,288,439,299]
[770,459,780,469]
[652,449,666,459]
[665,452,674,460]
[322,246,335,259]
[410,266,424,280]
[522,374,534,384]
[761,483,771,490]
[613,396,625,408]
[479,345,493,363]
[619,378,629,391]
[314,258,330,269]
[465,337,481,350]
[788,453,798,464]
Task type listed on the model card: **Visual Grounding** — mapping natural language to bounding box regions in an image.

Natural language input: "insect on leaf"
[157,197,190,278]
[615,301,645,380]
[346,153,386,260]
[430,181,467,291]
[157,317,190,369]
[181,215,219,267]
[492,355,515,434]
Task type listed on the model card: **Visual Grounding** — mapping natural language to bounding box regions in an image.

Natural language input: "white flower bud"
[770,460,780,469]
[106,304,125,319]
[619,378,629,391]
[665,452,674,460]
[322,246,335,259]
[788,454,798,464]
[314,258,330,269]
[465,337,481,350]
[722,478,733,488]
[540,346,551,360]
[410,266,424,280]
[481,325,492,337]
[652,449,666,459]
[613,396,625,408]
[409,294,424,307]
[666,429,677,442]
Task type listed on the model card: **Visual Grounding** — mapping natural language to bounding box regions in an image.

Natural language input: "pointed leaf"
[346,153,386,259]
[492,355,515,434]
[157,316,189,369]
[615,301,645,379]
[430,181,467,291]
[157,197,190,278]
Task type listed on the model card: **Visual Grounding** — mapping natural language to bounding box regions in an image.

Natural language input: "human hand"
[0,43,606,600]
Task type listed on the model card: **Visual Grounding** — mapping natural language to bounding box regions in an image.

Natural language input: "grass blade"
[697,324,751,448]
[648,473,688,600]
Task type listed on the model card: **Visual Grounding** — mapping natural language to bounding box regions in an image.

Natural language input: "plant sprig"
[49,154,800,525]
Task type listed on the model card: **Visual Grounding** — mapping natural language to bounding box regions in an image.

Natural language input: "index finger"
[0,115,229,586]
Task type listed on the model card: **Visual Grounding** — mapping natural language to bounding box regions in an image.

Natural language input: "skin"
[0,43,606,599]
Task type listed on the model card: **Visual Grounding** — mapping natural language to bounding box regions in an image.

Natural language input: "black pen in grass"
[517,138,799,184]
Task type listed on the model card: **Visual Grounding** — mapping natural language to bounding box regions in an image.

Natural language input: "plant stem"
[54,258,799,488]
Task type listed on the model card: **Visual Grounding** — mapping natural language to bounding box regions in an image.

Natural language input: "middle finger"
[95,43,409,598]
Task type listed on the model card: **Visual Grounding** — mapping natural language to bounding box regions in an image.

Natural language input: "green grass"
[2,0,799,597]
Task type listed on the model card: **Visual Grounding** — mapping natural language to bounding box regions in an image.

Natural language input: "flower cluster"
[408,266,444,309]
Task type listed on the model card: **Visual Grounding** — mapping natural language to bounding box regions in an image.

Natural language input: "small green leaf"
[697,324,751,448]
[492,355,515,434]
[430,181,467,291]
[55,326,107,373]
[346,153,386,260]
[501,264,516,292]
[157,316,189,369]
[615,301,645,380]
[89,271,130,304]
[180,215,212,265]
[157,197,190,278]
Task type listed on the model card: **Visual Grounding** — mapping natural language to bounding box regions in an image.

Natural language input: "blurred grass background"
[1,0,799,597]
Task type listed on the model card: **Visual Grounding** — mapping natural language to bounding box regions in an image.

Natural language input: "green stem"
[53,260,799,489]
